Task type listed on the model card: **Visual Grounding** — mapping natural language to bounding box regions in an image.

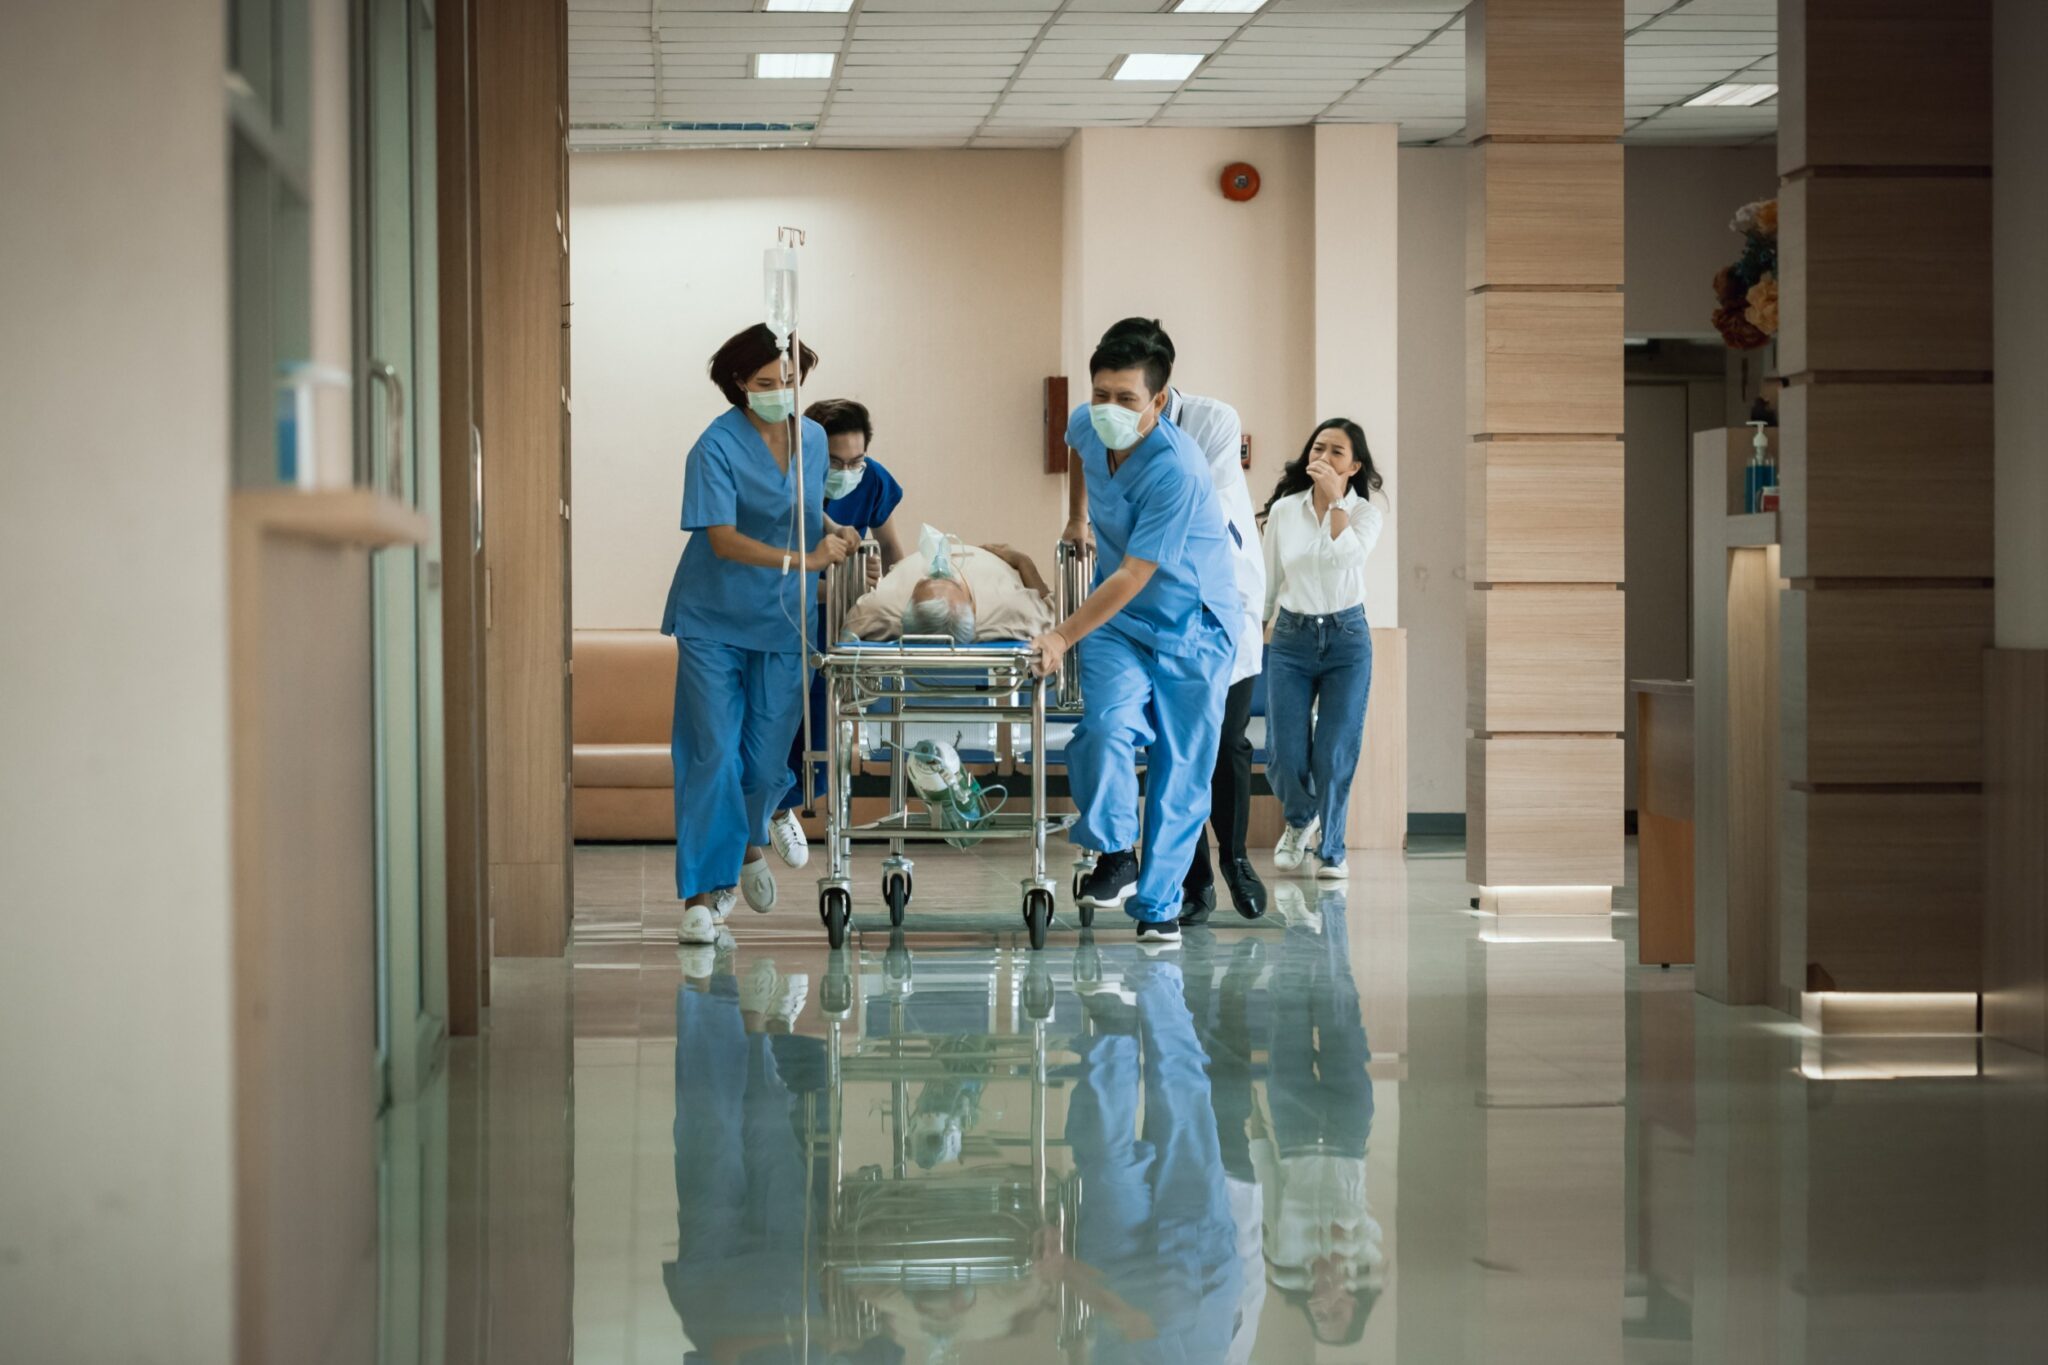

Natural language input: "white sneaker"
[679,902,722,945]
[1274,822,1313,871]
[1313,854,1348,881]
[741,855,778,913]
[775,974,810,1029]
[770,809,810,868]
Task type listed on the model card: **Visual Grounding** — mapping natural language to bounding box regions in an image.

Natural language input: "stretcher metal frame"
[808,541,1095,950]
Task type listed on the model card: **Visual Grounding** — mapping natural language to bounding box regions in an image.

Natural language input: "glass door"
[358,0,445,1110]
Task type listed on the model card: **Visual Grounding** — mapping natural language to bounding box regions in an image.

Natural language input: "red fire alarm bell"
[1221,162,1260,203]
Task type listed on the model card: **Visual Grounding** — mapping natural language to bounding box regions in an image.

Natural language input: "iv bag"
[764,246,799,346]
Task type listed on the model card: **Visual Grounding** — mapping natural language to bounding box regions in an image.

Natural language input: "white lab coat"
[1169,388,1267,686]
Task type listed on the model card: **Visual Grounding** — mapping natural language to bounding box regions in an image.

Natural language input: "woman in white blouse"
[1259,419,1386,878]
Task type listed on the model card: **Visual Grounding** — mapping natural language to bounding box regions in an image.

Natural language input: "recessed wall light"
[1173,0,1267,12]
[1685,82,1779,107]
[765,0,853,11]
[754,53,835,79]
[1114,53,1205,83]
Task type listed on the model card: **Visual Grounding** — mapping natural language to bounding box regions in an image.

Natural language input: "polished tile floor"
[415,838,2048,1365]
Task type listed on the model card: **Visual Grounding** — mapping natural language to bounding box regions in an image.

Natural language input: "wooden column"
[477,0,572,957]
[1464,0,1626,918]
[1777,0,1993,997]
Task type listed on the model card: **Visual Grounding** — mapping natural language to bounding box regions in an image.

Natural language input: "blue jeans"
[1266,606,1373,865]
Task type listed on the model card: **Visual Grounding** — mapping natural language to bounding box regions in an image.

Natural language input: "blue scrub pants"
[671,636,804,900]
[775,669,831,814]
[1068,961,1240,1364]
[1068,619,1232,922]
[1265,606,1373,864]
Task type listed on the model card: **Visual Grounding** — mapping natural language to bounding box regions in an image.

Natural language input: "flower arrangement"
[1712,198,1778,350]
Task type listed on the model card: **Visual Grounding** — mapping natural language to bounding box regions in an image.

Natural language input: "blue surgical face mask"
[1089,402,1146,452]
[824,464,864,500]
[747,388,796,424]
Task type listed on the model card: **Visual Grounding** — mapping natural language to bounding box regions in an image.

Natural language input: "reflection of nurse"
[1064,958,1242,1363]
[663,325,857,945]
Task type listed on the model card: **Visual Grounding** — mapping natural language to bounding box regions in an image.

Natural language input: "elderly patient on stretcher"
[840,525,1056,645]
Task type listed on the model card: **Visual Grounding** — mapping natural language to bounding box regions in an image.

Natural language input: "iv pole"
[767,227,813,816]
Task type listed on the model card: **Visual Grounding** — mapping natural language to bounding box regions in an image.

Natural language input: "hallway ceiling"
[568,0,1777,152]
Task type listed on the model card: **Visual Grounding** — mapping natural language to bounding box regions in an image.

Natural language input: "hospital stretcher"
[810,541,1095,950]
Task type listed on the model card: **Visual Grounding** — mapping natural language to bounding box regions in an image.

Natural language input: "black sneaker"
[1178,879,1216,926]
[1077,849,1139,909]
[1135,918,1181,949]
[1222,857,1268,919]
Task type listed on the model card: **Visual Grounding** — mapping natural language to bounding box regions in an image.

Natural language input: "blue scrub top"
[824,455,903,537]
[661,407,828,654]
[1068,404,1240,656]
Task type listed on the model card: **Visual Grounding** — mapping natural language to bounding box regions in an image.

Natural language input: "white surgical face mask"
[747,387,796,424]
[824,464,864,500]
[1089,402,1146,452]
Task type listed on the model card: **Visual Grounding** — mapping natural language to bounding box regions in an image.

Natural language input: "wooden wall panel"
[477,0,570,958]
[1780,587,1991,785]
[1468,442,1625,584]
[1465,0,1624,141]
[1777,382,1992,580]
[1777,178,1992,377]
[1467,736,1625,887]
[1984,650,2048,1054]
[1777,0,1992,174]
[1467,142,1624,288]
[1468,587,1625,733]
[1467,292,1626,436]
[1783,789,1985,993]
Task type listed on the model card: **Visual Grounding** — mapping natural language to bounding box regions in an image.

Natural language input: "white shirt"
[1168,390,1267,684]
[1262,488,1385,620]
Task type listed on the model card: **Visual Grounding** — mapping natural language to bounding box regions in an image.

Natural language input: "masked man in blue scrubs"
[663,324,857,947]
[766,398,907,870]
[1029,326,1240,947]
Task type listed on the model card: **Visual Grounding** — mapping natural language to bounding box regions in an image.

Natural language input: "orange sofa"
[571,630,675,842]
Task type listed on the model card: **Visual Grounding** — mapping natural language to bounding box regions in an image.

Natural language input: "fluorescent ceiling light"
[1114,53,1205,83]
[1686,82,1778,108]
[1174,0,1267,12]
[765,0,853,10]
[754,52,835,79]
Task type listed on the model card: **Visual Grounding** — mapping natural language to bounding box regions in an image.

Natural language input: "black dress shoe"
[1178,880,1216,926]
[1222,857,1267,919]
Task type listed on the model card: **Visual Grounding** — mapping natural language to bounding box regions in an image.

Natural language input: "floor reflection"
[394,842,2048,1365]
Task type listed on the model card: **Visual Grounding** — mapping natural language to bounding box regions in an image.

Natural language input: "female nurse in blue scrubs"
[662,324,857,946]
[765,398,907,869]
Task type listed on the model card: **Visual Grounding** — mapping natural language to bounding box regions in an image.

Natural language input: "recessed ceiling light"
[1114,53,1205,83]
[754,52,835,79]
[765,0,853,10]
[1685,82,1778,108]
[1173,0,1267,12]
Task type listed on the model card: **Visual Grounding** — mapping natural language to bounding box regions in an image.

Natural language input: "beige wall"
[1996,0,2048,648]
[1396,148,1470,815]
[1062,126,1323,591]
[1625,145,1781,339]
[0,2,236,1360]
[569,149,1065,629]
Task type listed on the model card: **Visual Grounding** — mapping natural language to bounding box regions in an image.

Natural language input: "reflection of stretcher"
[811,944,1089,1356]
[809,543,1097,950]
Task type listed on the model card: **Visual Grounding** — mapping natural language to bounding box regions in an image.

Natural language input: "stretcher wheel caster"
[822,956,853,1018]
[884,929,912,986]
[1022,889,1054,951]
[883,873,911,927]
[820,887,852,950]
[1022,961,1055,1022]
[1077,902,1096,928]
[1073,932,1101,988]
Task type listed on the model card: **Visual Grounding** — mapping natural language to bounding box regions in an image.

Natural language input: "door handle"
[368,360,405,500]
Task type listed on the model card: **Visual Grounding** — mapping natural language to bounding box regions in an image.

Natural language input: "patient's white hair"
[902,587,976,645]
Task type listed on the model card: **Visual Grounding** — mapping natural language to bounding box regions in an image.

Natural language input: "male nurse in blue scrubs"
[766,398,907,869]
[1029,326,1239,947]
